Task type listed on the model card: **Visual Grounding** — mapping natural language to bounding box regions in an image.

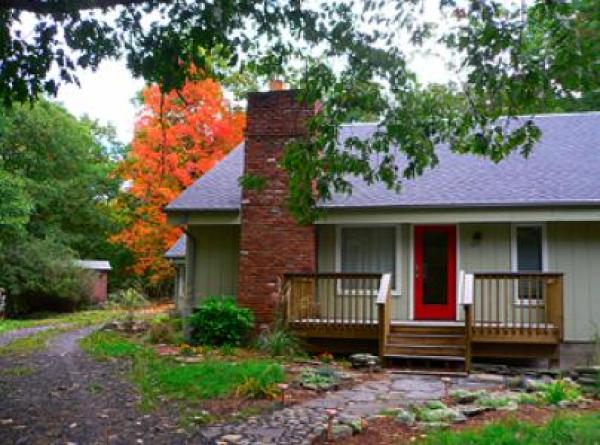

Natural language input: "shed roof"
[165,235,186,259]
[75,260,112,271]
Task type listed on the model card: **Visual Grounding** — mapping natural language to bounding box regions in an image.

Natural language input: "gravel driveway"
[0,326,200,445]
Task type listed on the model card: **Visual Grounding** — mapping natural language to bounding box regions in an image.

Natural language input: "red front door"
[414,225,456,320]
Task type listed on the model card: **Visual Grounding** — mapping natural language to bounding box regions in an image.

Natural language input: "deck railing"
[282,273,383,330]
[470,272,564,342]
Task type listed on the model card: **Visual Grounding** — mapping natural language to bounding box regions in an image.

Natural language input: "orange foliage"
[113,79,245,283]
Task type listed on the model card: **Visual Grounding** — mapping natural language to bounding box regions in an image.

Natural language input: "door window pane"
[341,227,395,287]
[422,231,448,305]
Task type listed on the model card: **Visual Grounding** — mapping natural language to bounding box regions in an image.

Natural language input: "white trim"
[317,208,600,224]
[510,223,548,272]
[455,224,461,321]
[510,223,548,305]
[408,224,415,320]
[410,224,460,321]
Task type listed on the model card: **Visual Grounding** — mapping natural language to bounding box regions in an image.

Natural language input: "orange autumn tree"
[114,78,245,283]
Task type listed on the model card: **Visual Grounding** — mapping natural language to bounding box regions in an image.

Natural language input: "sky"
[53,0,455,145]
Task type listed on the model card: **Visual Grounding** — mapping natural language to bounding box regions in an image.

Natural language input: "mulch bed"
[325,400,600,444]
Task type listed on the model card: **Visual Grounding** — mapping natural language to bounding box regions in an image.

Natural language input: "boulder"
[332,424,353,440]
[417,421,450,431]
[348,353,381,370]
[458,404,492,417]
[395,409,416,426]
[425,400,447,410]
[449,389,485,404]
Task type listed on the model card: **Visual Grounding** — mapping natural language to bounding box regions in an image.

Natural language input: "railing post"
[461,271,474,373]
[376,273,392,359]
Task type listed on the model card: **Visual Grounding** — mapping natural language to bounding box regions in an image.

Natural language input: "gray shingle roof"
[165,144,244,212]
[165,112,600,212]
[165,235,186,258]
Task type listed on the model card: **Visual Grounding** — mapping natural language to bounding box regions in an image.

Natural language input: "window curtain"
[341,227,396,286]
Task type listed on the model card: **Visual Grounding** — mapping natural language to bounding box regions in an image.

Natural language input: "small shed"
[75,260,112,304]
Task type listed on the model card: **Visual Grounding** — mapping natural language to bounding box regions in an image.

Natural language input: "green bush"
[0,238,93,317]
[188,297,254,346]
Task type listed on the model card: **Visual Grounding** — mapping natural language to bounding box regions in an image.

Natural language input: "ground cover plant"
[423,412,600,445]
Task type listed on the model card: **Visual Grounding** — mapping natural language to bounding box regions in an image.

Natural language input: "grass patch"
[0,309,124,335]
[0,328,62,356]
[81,331,285,409]
[0,365,35,377]
[81,331,143,358]
[423,412,600,445]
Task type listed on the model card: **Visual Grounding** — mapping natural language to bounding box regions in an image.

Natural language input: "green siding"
[187,225,239,307]
[459,223,511,272]
[317,225,336,272]
[548,222,600,341]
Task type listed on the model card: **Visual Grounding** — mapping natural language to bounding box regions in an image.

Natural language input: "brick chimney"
[237,90,316,326]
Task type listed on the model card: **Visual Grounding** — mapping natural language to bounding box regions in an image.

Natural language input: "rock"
[395,409,416,426]
[507,376,526,390]
[497,401,519,411]
[524,378,547,392]
[417,406,461,423]
[449,389,484,404]
[349,419,364,433]
[332,424,353,440]
[557,400,577,409]
[348,353,381,369]
[575,366,600,374]
[219,434,243,444]
[425,400,447,410]
[458,404,491,417]
[417,421,450,431]
[338,414,361,426]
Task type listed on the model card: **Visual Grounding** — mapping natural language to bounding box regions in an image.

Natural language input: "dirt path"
[0,326,200,445]
[0,325,58,347]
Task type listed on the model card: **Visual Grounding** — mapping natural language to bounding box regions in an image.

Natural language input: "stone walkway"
[201,373,502,444]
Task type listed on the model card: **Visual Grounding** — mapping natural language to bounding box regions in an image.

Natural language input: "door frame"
[413,224,457,320]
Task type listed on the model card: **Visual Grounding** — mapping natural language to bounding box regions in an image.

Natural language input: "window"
[516,226,543,272]
[513,224,546,301]
[340,227,396,288]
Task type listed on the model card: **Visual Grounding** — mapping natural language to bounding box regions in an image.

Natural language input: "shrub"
[0,238,93,317]
[256,326,302,357]
[543,379,581,405]
[146,320,177,344]
[188,297,254,346]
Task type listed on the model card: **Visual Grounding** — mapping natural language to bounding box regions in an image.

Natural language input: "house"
[165,89,600,370]
[74,260,112,304]
[165,235,187,310]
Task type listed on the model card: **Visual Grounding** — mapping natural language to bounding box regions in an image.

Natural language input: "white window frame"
[510,223,548,306]
[335,224,402,296]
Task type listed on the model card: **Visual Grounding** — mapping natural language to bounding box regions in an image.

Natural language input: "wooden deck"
[282,272,564,371]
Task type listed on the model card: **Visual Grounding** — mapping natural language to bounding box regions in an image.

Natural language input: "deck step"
[385,345,465,357]
[384,354,466,362]
[387,334,465,346]
[390,326,465,335]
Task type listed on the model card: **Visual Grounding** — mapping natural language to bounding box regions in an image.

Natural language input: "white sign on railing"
[459,270,474,306]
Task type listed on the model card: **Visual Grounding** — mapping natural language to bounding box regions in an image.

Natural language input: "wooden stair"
[384,325,468,371]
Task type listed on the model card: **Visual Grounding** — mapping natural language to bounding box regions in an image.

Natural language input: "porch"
[281,271,564,372]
